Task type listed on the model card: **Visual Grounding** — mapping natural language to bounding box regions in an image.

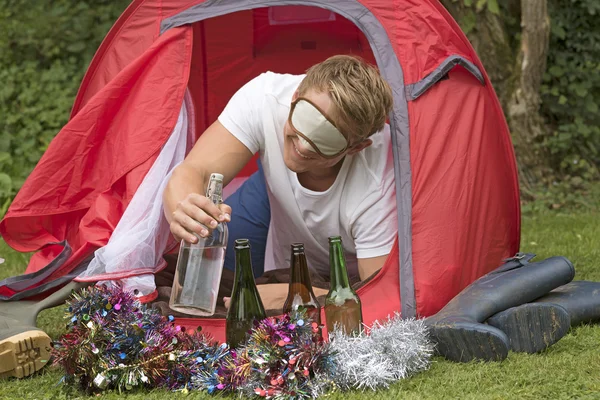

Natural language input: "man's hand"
[169,193,231,243]
[224,283,329,311]
[162,120,253,241]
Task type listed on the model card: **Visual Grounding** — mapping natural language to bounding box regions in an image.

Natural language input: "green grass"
[0,209,599,399]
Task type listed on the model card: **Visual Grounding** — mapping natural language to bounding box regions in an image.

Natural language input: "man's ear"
[347,138,372,155]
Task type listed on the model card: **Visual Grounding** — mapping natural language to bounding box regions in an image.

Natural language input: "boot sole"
[0,330,52,379]
[428,323,509,362]
[487,303,570,353]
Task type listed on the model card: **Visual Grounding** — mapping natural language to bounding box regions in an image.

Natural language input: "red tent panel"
[0,27,192,287]
[409,66,520,316]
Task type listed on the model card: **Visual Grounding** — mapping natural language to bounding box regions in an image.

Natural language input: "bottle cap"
[291,243,305,255]
[234,238,251,248]
[210,173,224,182]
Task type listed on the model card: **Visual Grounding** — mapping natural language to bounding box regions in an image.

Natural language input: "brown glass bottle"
[324,236,363,336]
[226,239,266,348]
[282,243,321,325]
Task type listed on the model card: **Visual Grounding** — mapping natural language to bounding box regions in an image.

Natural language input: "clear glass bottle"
[226,239,266,348]
[282,243,321,325]
[169,173,228,316]
[324,236,363,336]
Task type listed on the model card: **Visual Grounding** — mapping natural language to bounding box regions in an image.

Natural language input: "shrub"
[0,0,130,215]
[541,0,600,181]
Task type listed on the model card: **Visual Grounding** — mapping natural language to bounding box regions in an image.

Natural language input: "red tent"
[0,0,520,342]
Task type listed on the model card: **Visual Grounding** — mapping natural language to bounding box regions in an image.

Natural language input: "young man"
[163,55,397,309]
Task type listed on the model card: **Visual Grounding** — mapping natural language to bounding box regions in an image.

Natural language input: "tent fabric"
[0,241,71,300]
[0,0,520,342]
[78,99,190,297]
[0,26,193,297]
[405,55,484,101]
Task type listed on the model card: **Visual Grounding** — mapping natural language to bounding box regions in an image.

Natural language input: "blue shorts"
[223,161,270,277]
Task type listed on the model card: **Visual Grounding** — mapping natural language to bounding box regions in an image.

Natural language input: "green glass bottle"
[282,243,321,325]
[226,238,266,348]
[324,236,363,336]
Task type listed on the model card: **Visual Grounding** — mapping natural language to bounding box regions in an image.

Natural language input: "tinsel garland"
[327,315,434,391]
[52,285,432,398]
[212,313,337,398]
[51,284,229,392]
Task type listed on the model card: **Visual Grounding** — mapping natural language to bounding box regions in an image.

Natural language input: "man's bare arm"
[357,254,388,281]
[163,120,253,241]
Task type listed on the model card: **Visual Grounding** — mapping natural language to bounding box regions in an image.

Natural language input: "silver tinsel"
[327,314,434,391]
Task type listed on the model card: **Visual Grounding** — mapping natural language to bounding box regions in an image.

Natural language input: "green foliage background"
[0,0,598,216]
[541,0,600,181]
[0,0,130,215]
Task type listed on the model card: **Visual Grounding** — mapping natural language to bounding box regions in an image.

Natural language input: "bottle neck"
[234,246,255,287]
[329,240,351,289]
[205,177,223,206]
[290,250,312,286]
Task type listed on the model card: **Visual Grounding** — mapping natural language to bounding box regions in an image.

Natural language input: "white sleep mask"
[288,97,349,158]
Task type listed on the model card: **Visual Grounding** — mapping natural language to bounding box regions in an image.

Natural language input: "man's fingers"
[218,203,232,222]
[223,296,231,310]
[172,209,207,236]
[179,201,217,232]
[188,194,226,223]
[169,221,198,244]
[169,194,230,243]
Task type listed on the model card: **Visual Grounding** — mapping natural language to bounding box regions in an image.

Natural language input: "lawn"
[0,208,598,399]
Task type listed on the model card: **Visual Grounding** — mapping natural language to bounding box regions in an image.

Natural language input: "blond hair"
[297,55,393,143]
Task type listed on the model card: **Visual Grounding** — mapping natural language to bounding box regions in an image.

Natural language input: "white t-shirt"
[218,72,397,279]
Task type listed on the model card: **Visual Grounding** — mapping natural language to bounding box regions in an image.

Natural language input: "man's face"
[282,89,351,174]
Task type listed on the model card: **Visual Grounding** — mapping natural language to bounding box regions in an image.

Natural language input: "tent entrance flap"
[162,0,415,318]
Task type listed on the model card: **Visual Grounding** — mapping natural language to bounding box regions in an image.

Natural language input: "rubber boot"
[0,317,52,379]
[487,281,600,353]
[0,281,90,379]
[425,254,575,362]
[0,281,91,327]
